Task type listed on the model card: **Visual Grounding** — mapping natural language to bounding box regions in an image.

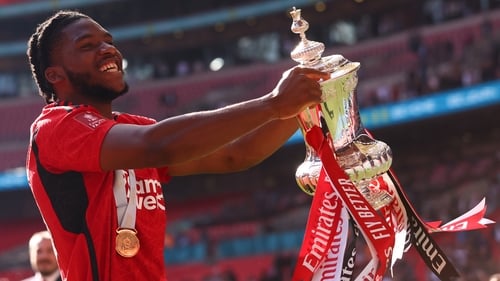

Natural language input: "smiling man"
[25,10,329,281]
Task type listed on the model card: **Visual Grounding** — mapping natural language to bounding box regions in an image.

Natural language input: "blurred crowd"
[358,18,500,108]
[122,0,500,111]
[3,0,500,110]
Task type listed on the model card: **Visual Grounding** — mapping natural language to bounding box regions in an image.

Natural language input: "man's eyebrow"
[74,31,113,43]
[74,33,92,42]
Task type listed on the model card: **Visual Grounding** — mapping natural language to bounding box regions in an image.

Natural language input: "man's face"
[33,238,58,276]
[53,18,128,102]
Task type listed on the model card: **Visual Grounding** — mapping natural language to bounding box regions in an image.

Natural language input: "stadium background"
[0,0,499,280]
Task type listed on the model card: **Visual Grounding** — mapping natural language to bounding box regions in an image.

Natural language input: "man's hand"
[267,66,330,119]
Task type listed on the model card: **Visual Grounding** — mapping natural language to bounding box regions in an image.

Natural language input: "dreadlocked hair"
[27,10,89,104]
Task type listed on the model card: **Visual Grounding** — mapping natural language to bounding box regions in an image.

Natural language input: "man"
[23,231,61,281]
[26,10,328,281]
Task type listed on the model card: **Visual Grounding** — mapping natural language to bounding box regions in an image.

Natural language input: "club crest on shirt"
[74,111,107,129]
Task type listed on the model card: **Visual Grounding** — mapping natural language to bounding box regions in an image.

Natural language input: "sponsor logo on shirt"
[117,170,165,211]
[134,178,165,211]
[74,111,107,129]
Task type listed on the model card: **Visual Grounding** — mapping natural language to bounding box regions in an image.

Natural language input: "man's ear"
[44,66,65,84]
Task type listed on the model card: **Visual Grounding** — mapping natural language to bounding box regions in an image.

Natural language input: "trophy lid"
[289,7,325,66]
[290,7,359,74]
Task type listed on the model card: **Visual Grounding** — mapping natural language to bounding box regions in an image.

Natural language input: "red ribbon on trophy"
[292,169,347,281]
[292,126,494,281]
[298,126,394,281]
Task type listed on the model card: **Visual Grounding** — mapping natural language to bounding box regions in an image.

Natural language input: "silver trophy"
[291,8,393,210]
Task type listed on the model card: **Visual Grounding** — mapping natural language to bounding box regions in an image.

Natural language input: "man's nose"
[99,42,117,55]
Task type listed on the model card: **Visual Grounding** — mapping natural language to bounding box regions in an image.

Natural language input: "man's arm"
[99,67,328,171]
[167,117,299,176]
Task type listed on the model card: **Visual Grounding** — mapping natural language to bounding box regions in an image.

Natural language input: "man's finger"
[296,67,330,81]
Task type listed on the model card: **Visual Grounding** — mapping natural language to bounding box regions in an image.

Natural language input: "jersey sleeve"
[35,106,116,173]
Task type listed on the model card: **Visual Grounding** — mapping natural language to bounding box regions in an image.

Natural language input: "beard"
[65,69,129,103]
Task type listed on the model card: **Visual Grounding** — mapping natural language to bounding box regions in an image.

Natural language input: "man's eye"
[80,43,94,49]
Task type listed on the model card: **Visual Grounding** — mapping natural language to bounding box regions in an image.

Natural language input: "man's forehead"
[62,18,111,41]
[35,237,52,248]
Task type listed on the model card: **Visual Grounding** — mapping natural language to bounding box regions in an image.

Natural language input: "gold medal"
[115,228,140,258]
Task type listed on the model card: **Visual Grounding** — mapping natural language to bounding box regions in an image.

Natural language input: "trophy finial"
[290,7,306,34]
[290,7,300,20]
[289,7,324,66]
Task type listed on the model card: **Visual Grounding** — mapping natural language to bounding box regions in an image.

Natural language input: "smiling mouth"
[99,62,120,73]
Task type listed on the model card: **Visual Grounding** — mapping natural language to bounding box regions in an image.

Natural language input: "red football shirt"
[27,102,170,281]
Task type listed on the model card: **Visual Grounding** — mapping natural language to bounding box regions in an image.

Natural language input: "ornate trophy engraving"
[291,8,393,210]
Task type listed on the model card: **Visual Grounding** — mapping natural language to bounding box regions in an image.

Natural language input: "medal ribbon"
[113,169,140,258]
[113,169,138,229]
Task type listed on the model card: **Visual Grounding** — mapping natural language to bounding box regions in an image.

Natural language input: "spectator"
[22,230,61,281]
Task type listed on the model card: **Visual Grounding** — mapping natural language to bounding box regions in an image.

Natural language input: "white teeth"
[99,62,119,72]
